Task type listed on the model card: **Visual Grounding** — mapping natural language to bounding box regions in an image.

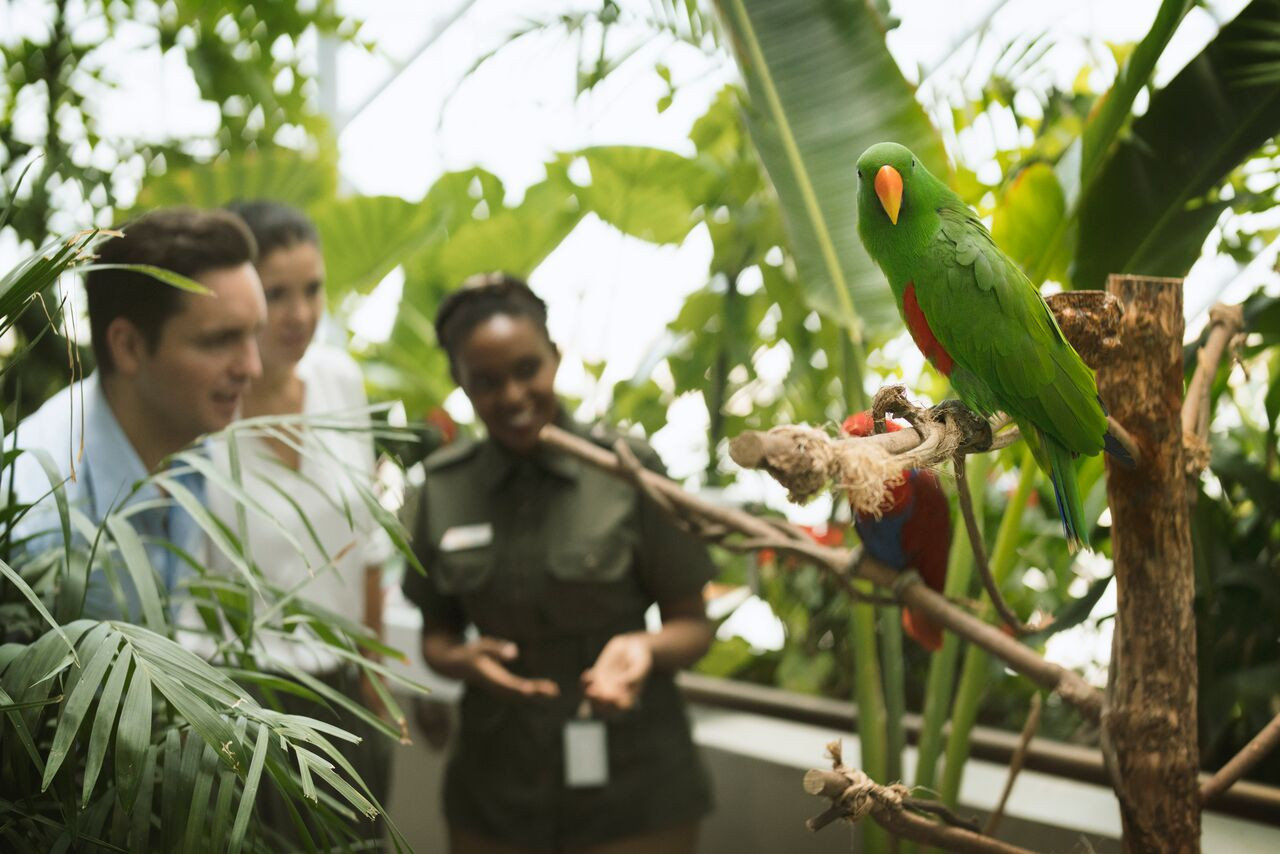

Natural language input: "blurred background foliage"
[2,0,1279,838]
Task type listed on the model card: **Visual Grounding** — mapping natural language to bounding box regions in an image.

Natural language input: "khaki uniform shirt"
[402,414,715,847]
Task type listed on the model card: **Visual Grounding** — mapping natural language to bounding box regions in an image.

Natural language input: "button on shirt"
[6,373,207,621]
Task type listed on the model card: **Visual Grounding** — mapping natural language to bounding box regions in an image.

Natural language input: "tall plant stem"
[901,451,991,854]
[938,447,1037,813]
[879,609,906,785]
[850,590,889,854]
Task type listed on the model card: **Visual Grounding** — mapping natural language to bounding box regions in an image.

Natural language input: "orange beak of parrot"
[875,165,903,225]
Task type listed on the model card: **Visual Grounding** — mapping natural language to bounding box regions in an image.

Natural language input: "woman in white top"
[211,200,392,846]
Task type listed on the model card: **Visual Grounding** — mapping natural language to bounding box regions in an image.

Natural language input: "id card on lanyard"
[564,699,608,788]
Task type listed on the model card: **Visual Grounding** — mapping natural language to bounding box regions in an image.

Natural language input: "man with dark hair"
[10,207,266,620]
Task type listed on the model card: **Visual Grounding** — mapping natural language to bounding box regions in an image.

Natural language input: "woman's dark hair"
[434,273,553,378]
[224,200,319,259]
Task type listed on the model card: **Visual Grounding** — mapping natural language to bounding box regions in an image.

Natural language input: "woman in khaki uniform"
[402,274,715,853]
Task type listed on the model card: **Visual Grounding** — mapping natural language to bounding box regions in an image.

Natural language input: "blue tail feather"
[1045,432,1089,553]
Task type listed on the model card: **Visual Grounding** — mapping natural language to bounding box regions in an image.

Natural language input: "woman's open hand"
[581,634,653,716]
[423,632,559,702]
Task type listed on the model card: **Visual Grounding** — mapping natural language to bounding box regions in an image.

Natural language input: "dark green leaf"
[114,655,153,810]
[82,645,133,805]
[1075,0,1280,288]
[42,630,121,789]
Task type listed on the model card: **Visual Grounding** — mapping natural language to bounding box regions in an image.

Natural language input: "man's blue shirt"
[6,372,206,621]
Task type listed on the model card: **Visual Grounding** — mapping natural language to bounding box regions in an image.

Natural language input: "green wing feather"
[917,205,1107,454]
[916,204,1106,549]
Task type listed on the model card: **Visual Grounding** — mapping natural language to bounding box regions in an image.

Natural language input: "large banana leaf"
[309,194,446,302]
[570,146,723,245]
[128,147,338,215]
[1074,0,1280,290]
[712,0,946,340]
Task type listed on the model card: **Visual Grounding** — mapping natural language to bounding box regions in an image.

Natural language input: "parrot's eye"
[911,158,916,169]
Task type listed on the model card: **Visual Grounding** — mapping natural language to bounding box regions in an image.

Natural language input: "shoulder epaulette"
[423,437,481,472]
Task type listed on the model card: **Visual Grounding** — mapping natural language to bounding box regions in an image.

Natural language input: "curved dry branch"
[1181,302,1245,476]
[1200,711,1280,805]
[804,741,1034,854]
[541,424,1104,723]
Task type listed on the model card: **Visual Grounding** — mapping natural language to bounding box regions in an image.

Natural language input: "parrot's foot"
[929,399,993,453]
[870,384,929,440]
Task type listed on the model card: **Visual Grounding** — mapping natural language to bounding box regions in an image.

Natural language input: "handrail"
[677,672,1280,827]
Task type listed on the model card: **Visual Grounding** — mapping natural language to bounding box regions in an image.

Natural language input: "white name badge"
[439,523,493,553]
[564,719,609,788]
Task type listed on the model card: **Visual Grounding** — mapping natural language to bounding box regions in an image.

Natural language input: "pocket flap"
[433,545,494,595]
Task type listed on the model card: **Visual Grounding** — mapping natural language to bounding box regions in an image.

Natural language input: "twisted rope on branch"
[804,741,1034,854]
[542,424,1104,723]
[610,438,896,607]
[727,386,1017,513]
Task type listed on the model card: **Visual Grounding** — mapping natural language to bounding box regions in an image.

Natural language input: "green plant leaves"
[310,195,444,302]
[128,148,339,216]
[41,629,121,789]
[714,0,947,338]
[992,162,1070,283]
[114,651,152,810]
[570,146,722,244]
[1074,0,1280,288]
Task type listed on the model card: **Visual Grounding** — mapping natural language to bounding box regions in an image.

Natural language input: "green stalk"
[850,591,889,854]
[878,607,905,854]
[879,607,906,784]
[938,447,1038,811]
[901,452,989,854]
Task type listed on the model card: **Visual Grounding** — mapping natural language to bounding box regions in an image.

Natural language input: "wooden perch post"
[1097,275,1200,853]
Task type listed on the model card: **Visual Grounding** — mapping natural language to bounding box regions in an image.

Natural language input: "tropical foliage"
[0,209,421,853]
[3,0,1279,848]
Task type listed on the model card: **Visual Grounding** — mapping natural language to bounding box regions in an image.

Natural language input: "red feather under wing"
[903,282,954,377]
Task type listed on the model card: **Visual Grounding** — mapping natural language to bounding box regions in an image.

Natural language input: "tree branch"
[953,453,1050,636]
[1181,302,1245,476]
[803,740,1034,854]
[541,424,1103,723]
[1200,711,1280,805]
[1044,290,1125,369]
[984,693,1043,836]
[726,391,1017,512]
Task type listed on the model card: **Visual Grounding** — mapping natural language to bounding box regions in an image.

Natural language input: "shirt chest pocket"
[432,545,496,596]
[544,527,643,633]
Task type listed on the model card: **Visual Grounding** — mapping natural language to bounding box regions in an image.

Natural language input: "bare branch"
[1200,711,1280,805]
[953,453,1051,636]
[984,693,1044,836]
[726,390,1017,511]
[541,424,1104,723]
[1181,302,1245,476]
[1106,415,1143,468]
[804,741,1035,854]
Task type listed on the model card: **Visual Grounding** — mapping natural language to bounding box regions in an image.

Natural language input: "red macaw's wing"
[843,412,952,651]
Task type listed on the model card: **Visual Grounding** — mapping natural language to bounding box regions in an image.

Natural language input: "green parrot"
[854,141,1130,552]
